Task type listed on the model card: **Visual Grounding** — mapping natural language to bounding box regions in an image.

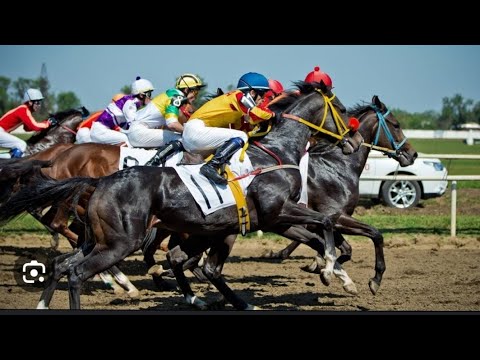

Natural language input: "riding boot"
[200,137,245,185]
[10,148,24,158]
[144,140,184,167]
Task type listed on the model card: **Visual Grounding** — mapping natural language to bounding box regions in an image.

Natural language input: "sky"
[1,45,479,114]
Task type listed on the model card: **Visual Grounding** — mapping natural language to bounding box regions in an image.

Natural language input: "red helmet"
[268,79,284,96]
[304,66,333,88]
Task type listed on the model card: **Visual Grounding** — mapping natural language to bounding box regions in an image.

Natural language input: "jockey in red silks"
[0,88,56,158]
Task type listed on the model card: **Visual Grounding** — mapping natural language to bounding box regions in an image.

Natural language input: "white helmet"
[23,88,44,103]
[131,76,155,95]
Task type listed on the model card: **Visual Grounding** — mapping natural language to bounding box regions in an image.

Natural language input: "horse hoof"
[186,295,208,310]
[147,264,164,276]
[368,279,380,295]
[343,282,358,295]
[245,304,262,310]
[320,269,332,286]
[112,285,125,296]
[300,261,321,274]
[36,300,49,309]
[127,289,140,299]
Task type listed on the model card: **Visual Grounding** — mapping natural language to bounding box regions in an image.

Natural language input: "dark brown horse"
[260,95,417,295]
[0,82,363,309]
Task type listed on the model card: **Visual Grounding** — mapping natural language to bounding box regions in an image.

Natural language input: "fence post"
[451,181,457,238]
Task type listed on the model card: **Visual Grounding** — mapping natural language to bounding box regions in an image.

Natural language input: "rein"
[59,124,77,135]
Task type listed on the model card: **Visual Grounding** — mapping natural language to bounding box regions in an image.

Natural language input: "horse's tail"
[0,173,99,225]
[0,159,52,181]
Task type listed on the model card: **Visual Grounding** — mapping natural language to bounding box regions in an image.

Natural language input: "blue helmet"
[237,72,270,92]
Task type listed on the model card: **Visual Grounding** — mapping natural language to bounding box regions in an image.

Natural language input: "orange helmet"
[304,66,333,88]
[112,93,125,102]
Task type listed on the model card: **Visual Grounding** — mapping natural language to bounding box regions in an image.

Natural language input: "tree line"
[1,74,479,130]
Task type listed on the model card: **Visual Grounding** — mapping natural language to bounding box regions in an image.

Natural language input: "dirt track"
[1,233,479,311]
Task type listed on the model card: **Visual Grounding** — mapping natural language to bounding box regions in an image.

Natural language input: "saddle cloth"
[119,147,255,215]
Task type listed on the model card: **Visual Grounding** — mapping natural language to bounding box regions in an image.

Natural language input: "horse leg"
[166,233,211,310]
[29,208,60,249]
[202,234,259,310]
[67,240,138,309]
[335,214,385,295]
[37,249,84,309]
[106,265,140,298]
[143,228,177,291]
[262,241,301,260]
[97,271,125,295]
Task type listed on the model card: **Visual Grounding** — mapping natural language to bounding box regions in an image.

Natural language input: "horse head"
[270,81,363,156]
[349,95,417,166]
[25,107,88,155]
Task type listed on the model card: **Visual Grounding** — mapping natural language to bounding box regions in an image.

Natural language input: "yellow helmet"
[112,93,125,102]
[175,73,206,91]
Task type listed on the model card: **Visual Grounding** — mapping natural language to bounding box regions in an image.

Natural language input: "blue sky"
[1,45,479,114]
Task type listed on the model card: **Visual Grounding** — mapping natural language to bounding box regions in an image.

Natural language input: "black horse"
[261,95,417,295]
[0,82,363,310]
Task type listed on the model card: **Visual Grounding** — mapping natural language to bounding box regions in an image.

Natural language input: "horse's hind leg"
[37,249,84,309]
[167,233,210,310]
[67,240,137,309]
[202,234,259,310]
[143,228,177,291]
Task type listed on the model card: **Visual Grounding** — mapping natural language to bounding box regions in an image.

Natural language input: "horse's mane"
[347,103,372,118]
[26,107,86,145]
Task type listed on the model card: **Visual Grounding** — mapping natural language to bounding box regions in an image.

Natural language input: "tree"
[120,85,131,95]
[0,76,14,115]
[438,94,474,129]
[56,92,81,112]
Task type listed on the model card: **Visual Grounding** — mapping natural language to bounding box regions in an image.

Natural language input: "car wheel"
[381,180,421,209]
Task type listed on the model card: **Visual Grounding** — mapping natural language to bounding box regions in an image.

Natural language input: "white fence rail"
[362,154,480,238]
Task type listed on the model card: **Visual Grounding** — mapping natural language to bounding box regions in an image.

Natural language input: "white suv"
[359,150,448,209]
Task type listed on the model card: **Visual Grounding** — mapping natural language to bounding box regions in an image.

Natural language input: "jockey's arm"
[20,107,50,132]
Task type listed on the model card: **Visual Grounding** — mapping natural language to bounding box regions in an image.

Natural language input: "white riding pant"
[75,127,92,144]
[298,142,311,206]
[127,122,182,148]
[90,122,130,146]
[182,119,248,153]
[0,127,27,151]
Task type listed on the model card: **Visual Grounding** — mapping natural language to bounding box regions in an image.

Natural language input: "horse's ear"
[372,95,381,108]
[80,106,90,117]
[319,80,328,93]
[216,88,224,96]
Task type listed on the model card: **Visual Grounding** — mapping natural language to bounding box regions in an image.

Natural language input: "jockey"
[263,79,285,106]
[90,76,154,146]
[182,72,275,185]
[75,93,125,144]
[0,88,57,158]
[128,73,205,158]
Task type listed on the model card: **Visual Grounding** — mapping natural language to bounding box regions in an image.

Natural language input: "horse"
[256,95,417,295]
[0,82,364,310]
